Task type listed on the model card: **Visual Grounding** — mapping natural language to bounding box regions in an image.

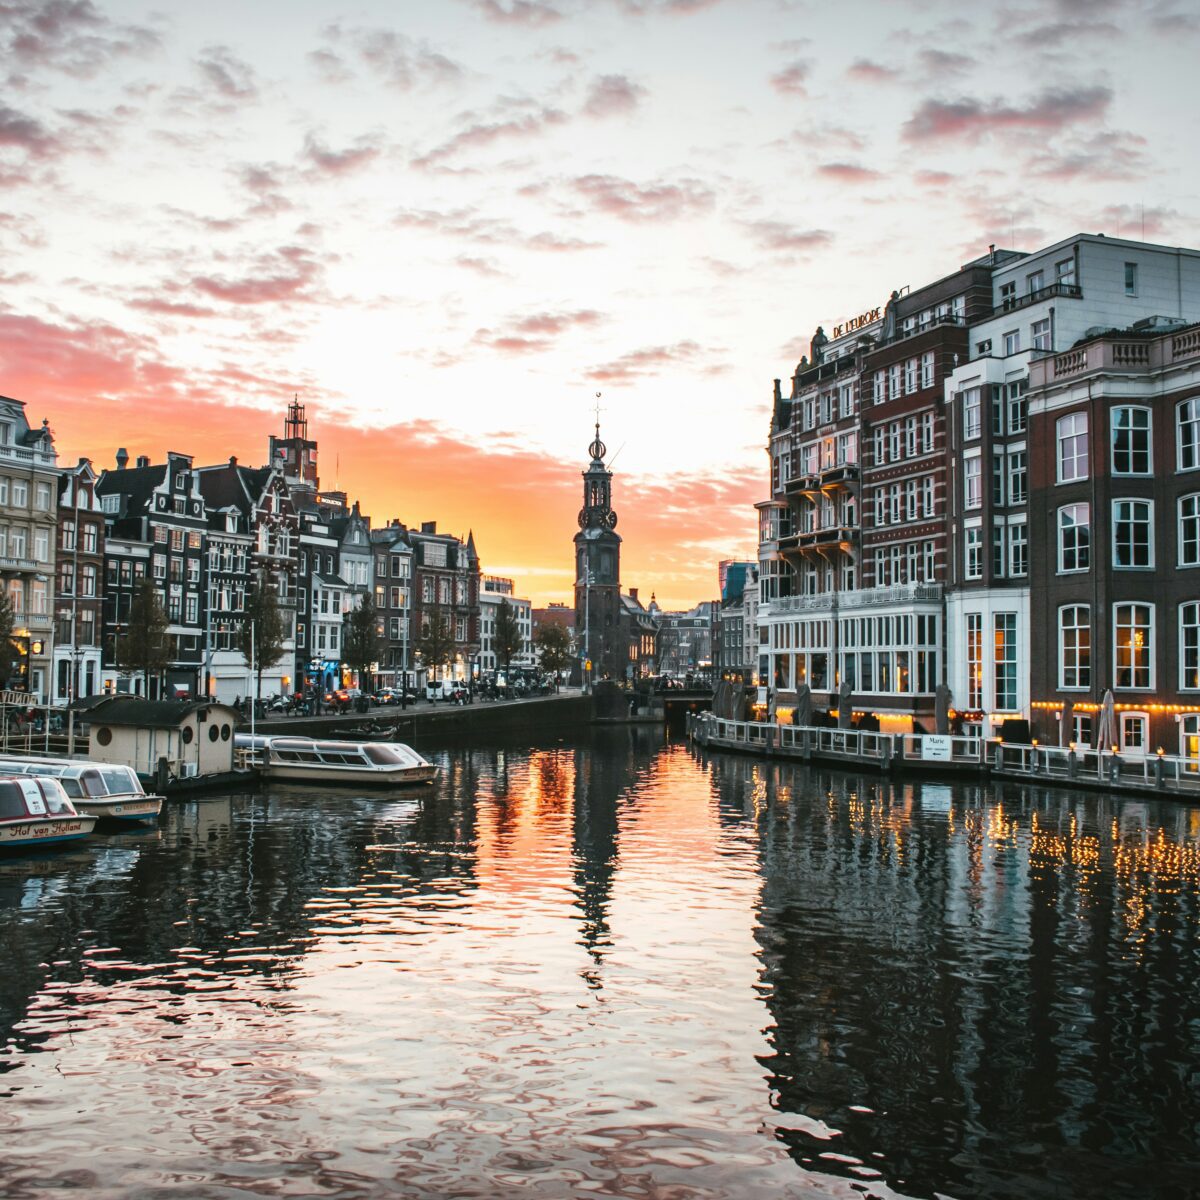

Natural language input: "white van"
[426,679,468,702]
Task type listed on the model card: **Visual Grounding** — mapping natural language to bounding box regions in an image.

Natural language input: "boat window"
[79,770,108,797]
[0,781,28,819]
[59,777,85,798]
[99,767,138,795]
[363,745,404,765]
[42,782,72,815]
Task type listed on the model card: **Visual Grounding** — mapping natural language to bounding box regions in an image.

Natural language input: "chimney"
[136,454,150,468]
[115,447,128,470]
[421,520,436,534]
[229,455,238,467]
[630,587,639,603]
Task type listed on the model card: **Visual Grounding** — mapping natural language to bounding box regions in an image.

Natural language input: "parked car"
[373,688,398,706]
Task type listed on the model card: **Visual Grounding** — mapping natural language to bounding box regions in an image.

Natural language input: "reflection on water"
[0,731,1197,1199]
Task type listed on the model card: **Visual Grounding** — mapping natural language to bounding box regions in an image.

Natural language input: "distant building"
[574,424,624,682]
[656,601,714,677]
[53,459,104,704]
[0,398,57,700]
[409,521,481,682]
[479,575,534,675]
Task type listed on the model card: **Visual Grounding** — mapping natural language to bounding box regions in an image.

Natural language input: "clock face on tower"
[604,510,618,529]
[578,508,588,529]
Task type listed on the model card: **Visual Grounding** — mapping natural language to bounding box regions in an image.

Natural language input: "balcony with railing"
[0,441,57,469]
[999,280,1083,315]
[1033,321,1200,387]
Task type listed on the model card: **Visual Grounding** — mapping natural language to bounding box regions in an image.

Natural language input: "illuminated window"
[966,613,982,708]
[993,613,1017,710]
[1114,602,1153,689]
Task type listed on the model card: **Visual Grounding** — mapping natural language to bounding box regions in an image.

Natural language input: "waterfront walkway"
[690,713,1200,802]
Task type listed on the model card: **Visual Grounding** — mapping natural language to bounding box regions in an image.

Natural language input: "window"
[964,457,982,509]
[1057,412,1089,482]
[994,613,1017,710]
[963,388,981,440]
[904,359,917,394]
[977,339,992,355]
[1031,318,1050,352]
[1000,281,1016,308]
[34,529,48,562]
[59,562,75,594]
[1004,329,1020,355]
[967,613,982,707]
[35,482,51,510]
[1027,270,1044,293]
[1124,262,1137,296]
[1008,522,1028,577]
[13,481,28,507]
[1059,606,1091,689]
[1007,450,1027,505]
[1181,603,1200,690]
[1058,503,1090,571]
[1179,398,1200,470]
[889,365,901,400]
[81,565,97,596]
[1114,603,1153,689]
[1181,495,1200,566]
[1056,257,1075,287]
[82,523,97,553]
[921,352,934,389]
[1113,499,1153,568]
[1005,379,1028,434]
[921,411,934,453]
[965,527,982,578]
[1112,407,1151,474]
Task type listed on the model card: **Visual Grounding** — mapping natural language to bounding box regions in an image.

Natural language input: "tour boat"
[0,775,97,851]
[235,735,438,786]
[0,756,164,823]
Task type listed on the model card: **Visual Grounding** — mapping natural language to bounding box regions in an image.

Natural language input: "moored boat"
[234,735,438,786]
[0,776,97,850]
[0,756,163,823]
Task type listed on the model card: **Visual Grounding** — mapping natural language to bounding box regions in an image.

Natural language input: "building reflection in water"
[702,750,1200,1199]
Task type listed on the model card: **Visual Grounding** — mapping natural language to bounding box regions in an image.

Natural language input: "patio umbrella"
[837,679,853,729]
[794,683,813,727]
[934,683,952,735]
[1094,689,1116,750]
[1058,697,1075,747]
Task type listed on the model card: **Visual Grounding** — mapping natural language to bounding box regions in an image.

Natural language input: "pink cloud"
[477,308,604,354]
[301,132,380,177]
[743,220,832,254]
[0,103,57,155]
[416,107,568,166]
[318,24,462,91]
[583,74,646,118]
[903,86,1111,142]
[770,60,810,96]
[573,174,714,222]
[469,0,564,25]
[195,44,257,100]
[190,245,323,306]
[586,340,717,383]
[846,59,899,82]
[817,162,882,184]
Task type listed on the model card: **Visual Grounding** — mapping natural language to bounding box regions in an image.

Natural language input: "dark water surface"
[0,730,1198,1199]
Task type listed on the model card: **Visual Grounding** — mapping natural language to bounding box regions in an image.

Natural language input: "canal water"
[1,729,1197,1199]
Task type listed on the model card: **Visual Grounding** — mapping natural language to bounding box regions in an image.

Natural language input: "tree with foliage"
[343,592,379,690]
[0,589,16,689]
[493,598,524,681]
[117,578,170,698]
[416,606,456,682]
[240,573,287,704]
[534,622,573,692]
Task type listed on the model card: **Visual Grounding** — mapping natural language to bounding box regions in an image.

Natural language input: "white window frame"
[1179,494,1200,568]
[1112,498,1154,569]
[1113,601,1154,691]
[1057,502,1090,573]
[1177,397,1200,471]
[1180,601,1200,691]
[1058,604,1090,690]
[1111,405,1152,476]
[1056,412,1089,483]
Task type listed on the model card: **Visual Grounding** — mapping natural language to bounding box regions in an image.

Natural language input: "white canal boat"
[235,735,438,786]
[0,756,163,823]
[0,776,97,851]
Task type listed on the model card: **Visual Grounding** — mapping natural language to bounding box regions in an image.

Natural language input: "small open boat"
[235,735,438,786]
[0,776,97,851]
[0,756,164,823]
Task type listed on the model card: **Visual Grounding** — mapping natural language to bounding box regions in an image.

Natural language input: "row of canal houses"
[755,231,1200,758]
[0,397,483,706]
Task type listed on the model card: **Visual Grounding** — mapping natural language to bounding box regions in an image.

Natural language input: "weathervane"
[589,391,606,462]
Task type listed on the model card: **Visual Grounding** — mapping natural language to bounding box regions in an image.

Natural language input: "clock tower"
[574,422,622,683]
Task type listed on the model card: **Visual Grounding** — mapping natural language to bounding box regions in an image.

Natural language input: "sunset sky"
[2,0,1197,608]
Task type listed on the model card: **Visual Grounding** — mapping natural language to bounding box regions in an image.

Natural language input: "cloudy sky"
[1,0,1196,607]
